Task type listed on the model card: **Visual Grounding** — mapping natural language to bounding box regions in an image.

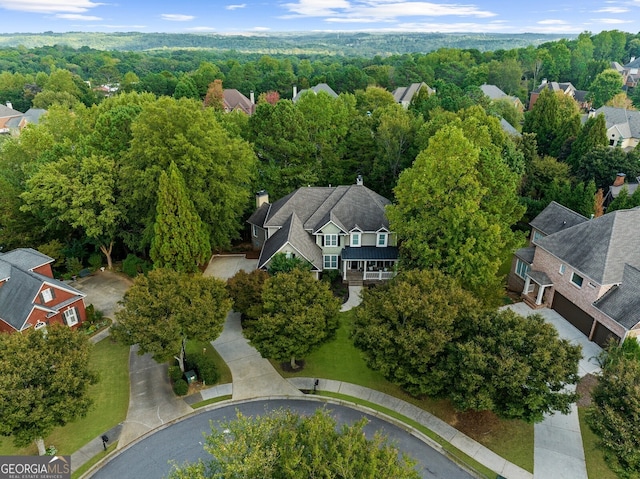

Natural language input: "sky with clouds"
[0,0,639,35]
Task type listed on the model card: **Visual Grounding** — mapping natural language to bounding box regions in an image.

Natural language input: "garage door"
[591,322,621,348]
[551,292,594,337]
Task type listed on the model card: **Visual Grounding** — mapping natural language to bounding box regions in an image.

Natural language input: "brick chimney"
[256,190,269,208]
[293,85,297,99]
[613,173,626,187]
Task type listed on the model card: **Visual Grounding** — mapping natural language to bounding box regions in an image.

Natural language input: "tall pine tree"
[150,162,210,272]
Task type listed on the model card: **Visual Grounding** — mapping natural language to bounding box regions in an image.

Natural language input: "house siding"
[507,257,526,292]
[33,263,53,277]
[532,248,626,338]
[251,226,267,250]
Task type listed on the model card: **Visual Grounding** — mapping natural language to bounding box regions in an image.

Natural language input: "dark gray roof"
[515,247,535,264]
[223,89,254,115]
[594,264,640,329]
[257,213,323,271]
[292,83,338,102]
[262,185,390,234]
[529,201,588,237]
[341,246,399,261]
[625,57,640,69]
[247,202,270,227]
[392,82,434,104]
[528,270,553,286]
[5,108,47,128]
[0,248,53,271]
[609,182,640,199]
[536,207,640,285]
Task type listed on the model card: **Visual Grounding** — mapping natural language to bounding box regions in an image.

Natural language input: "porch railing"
[363,271,396,281]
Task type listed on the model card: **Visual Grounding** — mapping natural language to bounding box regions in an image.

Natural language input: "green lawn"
[0,338,130,456]
[185,340,232,385]
[274,309,534,473]
[578,407,617,479]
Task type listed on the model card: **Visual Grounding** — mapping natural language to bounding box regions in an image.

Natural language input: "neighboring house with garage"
[0,248,87,333]
[508,202,640,347]
[247,177,398,283]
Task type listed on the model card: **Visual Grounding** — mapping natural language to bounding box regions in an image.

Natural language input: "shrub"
[66,257,83,276]
[168,365,183,383]
[88,252,103,271]
[195,354,219,384]
[172,379,189,396]
[321,269,342,284]
[122,254,152,278]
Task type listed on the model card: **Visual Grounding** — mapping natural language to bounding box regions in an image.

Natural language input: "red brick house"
[508,202,640,347]
[0,248,87,333]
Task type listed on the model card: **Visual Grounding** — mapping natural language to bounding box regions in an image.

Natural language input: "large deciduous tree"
[247,269,340,369]
[150,162,210,272]
[112,269,231,371]
[388,121,523,303]
[121,97,257,253]
[0,326,97,455]
[168,408,420,479]
[588,68,624,108]
[353,271,581,423]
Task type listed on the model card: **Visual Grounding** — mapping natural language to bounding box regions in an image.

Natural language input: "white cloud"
[226,3,246,10]
[160,14,195,21]
[99,24,147,29]
[252,26,271,30]
[55,13,101,20]
[537,19,568,25]
[187,26,216,31]
[594,17,632,23]
[391,20,507,32]
[281,0,497,22]
[594,6,628,13]
[0,0,102,13]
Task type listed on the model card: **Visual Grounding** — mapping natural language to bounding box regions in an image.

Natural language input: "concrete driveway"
[203,254,258,280]
[73,270,133,319]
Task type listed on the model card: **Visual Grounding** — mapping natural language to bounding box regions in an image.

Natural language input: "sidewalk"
[504,302,599,479]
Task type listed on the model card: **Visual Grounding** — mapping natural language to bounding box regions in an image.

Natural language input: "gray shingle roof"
[500,118,520,136]
[529,201,588,237]
[515,247,535,264]
[257,212,323,271]
[594,264,640,329]
[292,83,338,102]
[262,185,390,233]
[392,82,434,104]
[535,207,640,284]
[0,248,54,270]
[625,57,640,69]
[223,89,254,115]
[0,104,22,118]
[590,106,640,139]
[480,84,508,99]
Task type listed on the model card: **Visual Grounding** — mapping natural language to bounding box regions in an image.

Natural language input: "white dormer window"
[324,234,338,247]
[377,233,388,247]
[351,232,361,247]
[41,288,53,303]
[63,308,79,327]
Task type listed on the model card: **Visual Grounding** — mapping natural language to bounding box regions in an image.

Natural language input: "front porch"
[522,270,553,309]
[341,246,399,284]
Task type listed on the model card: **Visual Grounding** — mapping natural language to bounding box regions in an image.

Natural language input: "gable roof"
[593,264,640,329]
[624,57,640,69]
[0,104,22,118]
[5,108,47,129]
[392,82,434,105]
[292,83,338,102]
[0,252,85,331]
[500,118,520,136]
[589,106,640,139]
[257,212,323,271]
[0,248,54,271]
[259,184,390,234]
[223,89,254,115]
[480,84,508,100]
[529,201,589,237]
[535,207,640,285]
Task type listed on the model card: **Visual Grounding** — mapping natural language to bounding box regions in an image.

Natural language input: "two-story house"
[508,202,640,347]
[0,248,87,333]
[247,177,398,282]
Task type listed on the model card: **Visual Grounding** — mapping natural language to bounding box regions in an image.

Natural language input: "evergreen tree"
[567,114,608,170]
[150,162,210,272]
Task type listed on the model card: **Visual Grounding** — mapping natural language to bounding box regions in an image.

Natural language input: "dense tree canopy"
[112,269,231,370]
[353,270,581,422]
[247,269,340,368]
[168,408,420,479]
[0,326,97,455]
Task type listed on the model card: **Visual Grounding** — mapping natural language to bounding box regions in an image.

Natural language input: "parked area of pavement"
[76,258,599,479]
[503,302,602,479]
